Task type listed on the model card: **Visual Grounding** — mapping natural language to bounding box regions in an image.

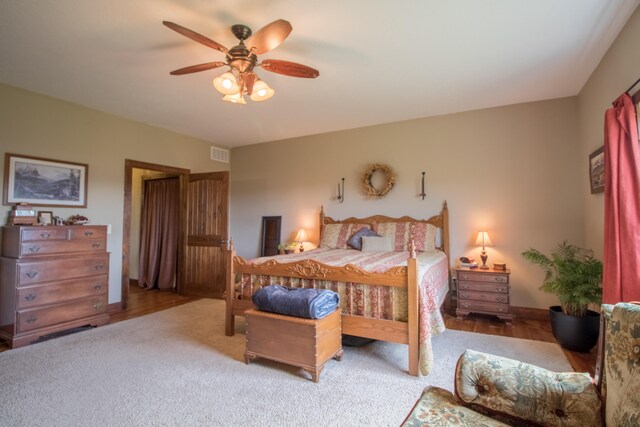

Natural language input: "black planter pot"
[549,306,600,352]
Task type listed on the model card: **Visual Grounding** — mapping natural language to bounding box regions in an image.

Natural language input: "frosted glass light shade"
[213,72,239,95]
[222,93,246,104]
[250,80,275,101]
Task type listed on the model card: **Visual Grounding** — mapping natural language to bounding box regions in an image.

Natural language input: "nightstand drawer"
[458,290,509,304]
[458,281,509,294]
[458,299,510,315]
[458,272,508,284]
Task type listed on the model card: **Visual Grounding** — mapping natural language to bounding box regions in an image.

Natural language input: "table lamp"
[475,231,493,269]
[295,228,308,252]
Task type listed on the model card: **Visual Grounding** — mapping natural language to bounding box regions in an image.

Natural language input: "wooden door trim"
[122,159,190,310]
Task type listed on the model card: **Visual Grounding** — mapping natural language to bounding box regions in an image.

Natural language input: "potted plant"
[277,242,297,254]
[522,241,603,352]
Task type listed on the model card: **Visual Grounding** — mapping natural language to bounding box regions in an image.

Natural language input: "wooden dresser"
[0,225,110,348]
[455,266,512,325]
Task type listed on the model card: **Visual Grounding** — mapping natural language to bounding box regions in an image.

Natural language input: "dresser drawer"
[457,272,508,284]
[458,281,508,294]
[457,299,510,315]
[69,227,107,240]
[17,276,108,309]
[21,228,68,242]
[458,290,509,304]
[16,255,109,286]
[17,296,107,333]
[19,239,106,257]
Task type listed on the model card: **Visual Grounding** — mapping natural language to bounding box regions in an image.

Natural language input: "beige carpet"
[0,299,571,426]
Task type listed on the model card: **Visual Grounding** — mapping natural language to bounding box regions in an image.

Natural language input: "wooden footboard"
[224,245,421,375]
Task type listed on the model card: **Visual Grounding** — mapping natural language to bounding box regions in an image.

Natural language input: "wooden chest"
[0,225,110,348]
[455,267,512,324]
[244,308,343,383]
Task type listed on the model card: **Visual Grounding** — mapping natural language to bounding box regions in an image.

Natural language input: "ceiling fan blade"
[261,59,319,78]
[247,19,292,54]
[163,21,228,53]
[169,61,227,75]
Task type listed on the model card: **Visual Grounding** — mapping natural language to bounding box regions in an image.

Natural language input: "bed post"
[319,205,325,241]
[407,240,419,376]
[442,200,450,267]
[225,239,235,336]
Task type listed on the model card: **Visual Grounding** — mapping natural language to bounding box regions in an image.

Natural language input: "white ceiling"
[0,0,638,148]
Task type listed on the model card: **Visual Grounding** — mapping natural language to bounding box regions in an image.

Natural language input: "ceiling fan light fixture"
[250,79,275,102]
[213,72,239,95]
[222,92,246,104]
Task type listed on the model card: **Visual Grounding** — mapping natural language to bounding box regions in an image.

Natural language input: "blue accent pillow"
[347,227,381,250]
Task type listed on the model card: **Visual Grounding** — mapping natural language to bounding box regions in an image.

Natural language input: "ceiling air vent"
[211,146,229,163]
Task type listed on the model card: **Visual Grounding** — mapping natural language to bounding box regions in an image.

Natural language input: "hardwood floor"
[0,286,597,375]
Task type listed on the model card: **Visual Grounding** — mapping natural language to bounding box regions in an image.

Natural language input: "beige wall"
[230,97,582,309]
[578,6,640,259]
[0,83,229,304]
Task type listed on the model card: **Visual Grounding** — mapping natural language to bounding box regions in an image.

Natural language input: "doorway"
[121,160,189,310]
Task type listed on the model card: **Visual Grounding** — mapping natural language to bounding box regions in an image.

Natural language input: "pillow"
[361,236,394,252]
[347,227,381,250]
[320,223,371,249]
[374,222,437,252]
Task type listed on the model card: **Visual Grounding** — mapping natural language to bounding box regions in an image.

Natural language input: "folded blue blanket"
[252,285,340,319]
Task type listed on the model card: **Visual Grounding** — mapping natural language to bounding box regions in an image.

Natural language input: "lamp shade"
[213,72,239,95]
[295,228,308,243]
[222,93,246,104]
[475,231,493,249]
[250,80,275,102]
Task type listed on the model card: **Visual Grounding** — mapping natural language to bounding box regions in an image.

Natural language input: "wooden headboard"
[319,200,450,259]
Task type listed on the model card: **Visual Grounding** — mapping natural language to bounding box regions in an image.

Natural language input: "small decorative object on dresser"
[0,225,110,348]
[455,266,512,324]
[7,203,37,226]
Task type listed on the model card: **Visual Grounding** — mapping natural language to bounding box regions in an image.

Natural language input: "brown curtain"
[138,177,179,291]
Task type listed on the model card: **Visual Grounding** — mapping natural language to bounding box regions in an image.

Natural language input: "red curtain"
[138,178,179,291]
[603,93,640,303]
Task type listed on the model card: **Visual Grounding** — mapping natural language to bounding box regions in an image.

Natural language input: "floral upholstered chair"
[402,302,640,427]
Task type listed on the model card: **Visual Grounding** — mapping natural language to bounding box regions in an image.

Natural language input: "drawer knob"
[462,303,470,308]
[496,297,506,303]
[494,277,504,282]
[94,284,103,290]
[84,231,94,237]
[91,243,101,249]
[40,232,51,238]
[94,264,104,271]
[25,293,37,301]
[497,307,504,312]
[25,271,39,279]
[94,301,103,310]
[26,317,38,324]
[28,246,41,253]
[460,293,468,298]
[460,284,469,289]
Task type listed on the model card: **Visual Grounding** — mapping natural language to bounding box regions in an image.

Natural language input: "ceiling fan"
[163,19,319,104]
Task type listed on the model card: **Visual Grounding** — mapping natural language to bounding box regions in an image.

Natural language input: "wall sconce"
[419,171,426,200]
[295,228,308,252]
[337,177,345,203]
[475,231,493,269]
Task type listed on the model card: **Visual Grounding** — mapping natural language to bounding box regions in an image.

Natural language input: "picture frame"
[37,211,53,226]
[589,146,604,194]
[3,153,88,207]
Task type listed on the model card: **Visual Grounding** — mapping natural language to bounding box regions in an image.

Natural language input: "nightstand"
[455,266,512,325]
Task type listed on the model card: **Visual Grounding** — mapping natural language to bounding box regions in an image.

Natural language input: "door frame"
[121,159,190,310]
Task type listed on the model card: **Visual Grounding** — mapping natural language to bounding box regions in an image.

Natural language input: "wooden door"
[183,171,229,298]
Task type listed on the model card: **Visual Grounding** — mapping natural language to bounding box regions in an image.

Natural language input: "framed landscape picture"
[3,153,88,207]
[589,146,604,194]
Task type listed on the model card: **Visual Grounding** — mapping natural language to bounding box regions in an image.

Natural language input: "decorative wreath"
[362,163,395,198]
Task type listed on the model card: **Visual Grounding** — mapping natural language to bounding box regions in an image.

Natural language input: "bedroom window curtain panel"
[138,177,180,291]
[603,93,640,304]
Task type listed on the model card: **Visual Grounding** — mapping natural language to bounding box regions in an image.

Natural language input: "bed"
[224,201,451,376]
